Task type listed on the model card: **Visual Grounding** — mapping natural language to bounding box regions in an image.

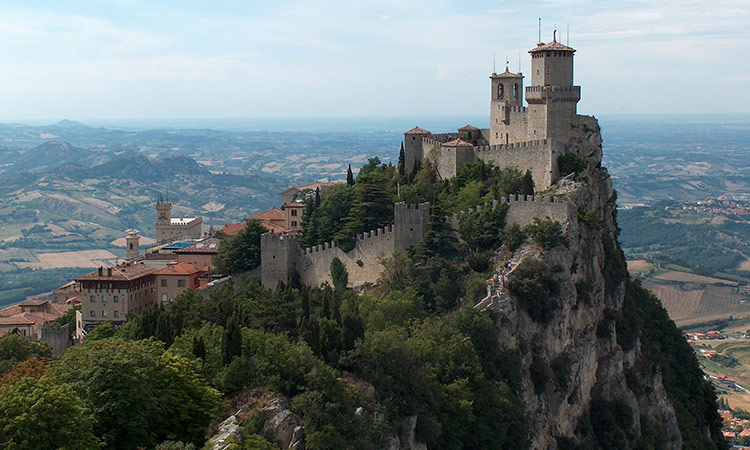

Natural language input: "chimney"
[107,267,112,276]
[98,267,103,276]
[193,262,198,271]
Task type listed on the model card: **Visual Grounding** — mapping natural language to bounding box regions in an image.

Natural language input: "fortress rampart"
[445,194,571,238]
[261,202,430,289]
[260,195,572,289]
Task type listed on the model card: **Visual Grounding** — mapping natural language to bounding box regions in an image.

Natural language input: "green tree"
[50,338,221,449]
[347,164,355,186]
[523,217,564,250]
[223,312,243,365]
[0,334,51,377]
[398,142,406,177]
[215,219,266,274]
[330,257,349,291]
[558,152,585,176]
[0,377,100,450]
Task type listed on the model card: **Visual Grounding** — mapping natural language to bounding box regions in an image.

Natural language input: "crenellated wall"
[260,194,572,289]
[261,202,431,289]
[444,194,571,242]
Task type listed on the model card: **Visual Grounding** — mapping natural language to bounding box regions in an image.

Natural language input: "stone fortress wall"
[261,195,572,289]
[261,203,430,289]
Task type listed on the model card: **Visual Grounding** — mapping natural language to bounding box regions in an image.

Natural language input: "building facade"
[76,264,157,333]
[155,196,203,244]
[155,261,208,304]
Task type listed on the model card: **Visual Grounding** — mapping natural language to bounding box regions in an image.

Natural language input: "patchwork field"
[654,271,738,286]
[643,281,750,327]
[16,249,119,269]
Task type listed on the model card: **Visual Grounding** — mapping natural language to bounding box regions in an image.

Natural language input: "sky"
[1,0,749,122]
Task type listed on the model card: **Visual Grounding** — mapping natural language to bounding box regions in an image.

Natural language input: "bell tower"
[155,194,172,225]
[525,31,580,142]
[125,229,141,260]
[489,64,526,145]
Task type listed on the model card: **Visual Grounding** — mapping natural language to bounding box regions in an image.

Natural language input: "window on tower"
[498,84,504,99]
[513,83,519,99]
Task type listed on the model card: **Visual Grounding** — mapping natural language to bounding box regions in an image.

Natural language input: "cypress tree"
[192,336,206,360]
[522,169,535,195]
[398,142,406,177]
[222,312,242,365]
[314,187,321,207]
[347,164,355,185]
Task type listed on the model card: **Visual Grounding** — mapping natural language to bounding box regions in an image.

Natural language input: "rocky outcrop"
[487,115,685,449]
[206,389,305,450]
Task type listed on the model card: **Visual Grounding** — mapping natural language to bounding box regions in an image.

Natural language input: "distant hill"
[53,119,86,128]
[2,141,115,176]
[87,154,208,181]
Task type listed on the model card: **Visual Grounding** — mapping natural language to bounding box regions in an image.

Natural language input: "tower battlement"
[404,34,582,190]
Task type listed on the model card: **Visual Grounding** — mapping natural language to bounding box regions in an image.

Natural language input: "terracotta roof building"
[0,298,73,338]
[174,237,220,267]
[155,261,209,304]
[76,263,157,335]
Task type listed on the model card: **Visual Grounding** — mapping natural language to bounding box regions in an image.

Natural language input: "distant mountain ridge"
[1,141,115,176]
[87,154,208,181]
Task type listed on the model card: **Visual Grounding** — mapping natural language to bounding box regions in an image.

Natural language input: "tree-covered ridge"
[0,154,728,449]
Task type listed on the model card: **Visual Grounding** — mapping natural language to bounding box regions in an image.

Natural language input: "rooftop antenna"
[518,53,521,73]
[538,18,541,43]
[567,25,570,46]
[553,24,557,42]
[505,58,509,71]
[493,53,496,73]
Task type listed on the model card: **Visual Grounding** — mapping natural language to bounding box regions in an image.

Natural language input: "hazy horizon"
[1,1,749,121]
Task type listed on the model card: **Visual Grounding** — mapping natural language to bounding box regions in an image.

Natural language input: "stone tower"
[155,195,172,225]
[125,229,140,260]
[489,66,526,145]
[403,126,431,174]
[526,32,580,142]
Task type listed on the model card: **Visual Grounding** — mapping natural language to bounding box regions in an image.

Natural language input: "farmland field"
[15,249,119,269]
[644,281,750,327]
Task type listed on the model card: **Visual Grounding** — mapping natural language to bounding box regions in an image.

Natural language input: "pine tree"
[347,164,355,186]
[398,142,406,177]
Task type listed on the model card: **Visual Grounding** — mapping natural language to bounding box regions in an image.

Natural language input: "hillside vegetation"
[0,151,726,449]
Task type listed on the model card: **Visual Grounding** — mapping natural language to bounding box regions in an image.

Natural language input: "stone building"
[174,237,220,267]
[155,261,209,304]
[155,196,203,244]
[404,33,581,189]
[76,263,157,334]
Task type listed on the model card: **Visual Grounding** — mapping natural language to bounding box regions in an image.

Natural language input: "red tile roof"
[458,124,480,131]
[529,40,575,53]
[492,68,522,78]
[284,202,306,208]
[404,126,430,135]
[222,222,246,237]
[442,138,474,147]
[21,299,50,307]
[155,261,210,276]
[247,207,285,222]
[76,263,157,281]
[281,182,337,195]
[262,222,290,234]
[0,316,35,326]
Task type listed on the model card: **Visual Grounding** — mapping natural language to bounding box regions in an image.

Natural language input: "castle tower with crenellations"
[404,32,583,190]
[154,195,203,244]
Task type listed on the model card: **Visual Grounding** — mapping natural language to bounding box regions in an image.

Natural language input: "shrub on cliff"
[558,152,585,176]
[507,258,560,323]
[523,217,564,249]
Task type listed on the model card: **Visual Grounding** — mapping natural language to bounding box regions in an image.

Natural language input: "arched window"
[498,83,504,99]
[513,83,519,99]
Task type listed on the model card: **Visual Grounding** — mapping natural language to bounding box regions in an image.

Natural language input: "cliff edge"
[491,115,725,449]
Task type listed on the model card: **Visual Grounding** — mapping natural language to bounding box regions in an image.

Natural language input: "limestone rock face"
[487,115,683,449]
[260,395,305,450]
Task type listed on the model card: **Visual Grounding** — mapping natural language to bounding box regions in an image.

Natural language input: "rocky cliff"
[489,115,724,449]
